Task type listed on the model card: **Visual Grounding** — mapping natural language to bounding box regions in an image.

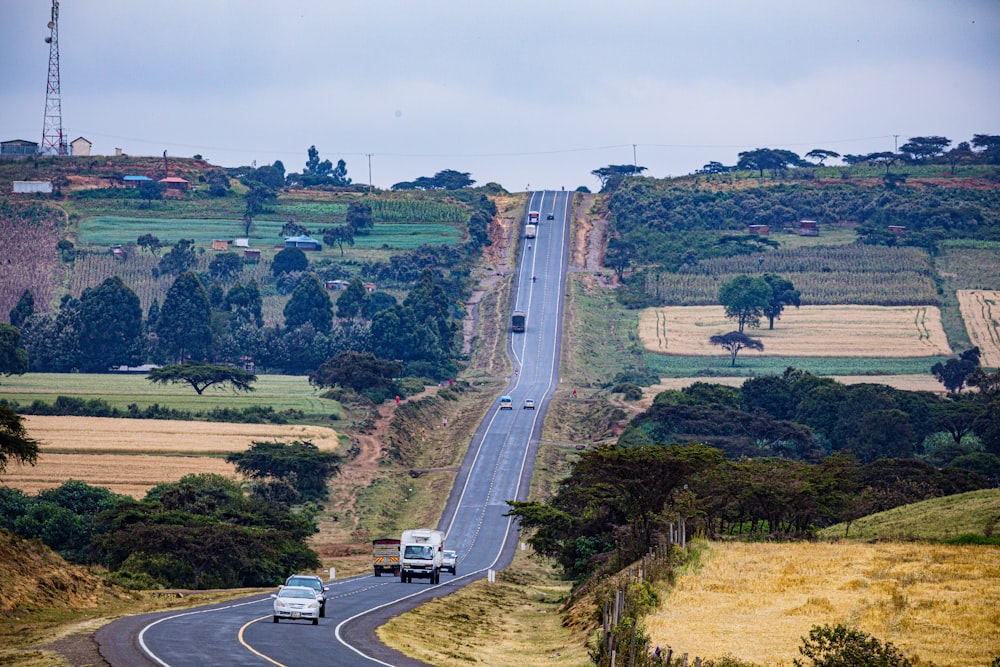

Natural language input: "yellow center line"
[238,615,288,667]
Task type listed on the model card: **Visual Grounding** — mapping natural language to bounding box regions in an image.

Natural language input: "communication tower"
[41,0,67,156]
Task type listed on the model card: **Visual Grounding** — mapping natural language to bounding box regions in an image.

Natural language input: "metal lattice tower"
[41,0,66,156]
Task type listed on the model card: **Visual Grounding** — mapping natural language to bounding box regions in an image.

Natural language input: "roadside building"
[123,175,153,187]
[284,235,322,251]
[12,181,53,194]
[159,177,190,192]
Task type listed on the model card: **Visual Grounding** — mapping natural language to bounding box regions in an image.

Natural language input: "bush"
[612,382,643,401]
[794,624,914,667]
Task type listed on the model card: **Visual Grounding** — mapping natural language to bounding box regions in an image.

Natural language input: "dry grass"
[2,453,239,498]
[378,549,590,667]
[23,416,342,453]
[638,305,952,357]
[646,541,1000,667]
[958,290,1000,367]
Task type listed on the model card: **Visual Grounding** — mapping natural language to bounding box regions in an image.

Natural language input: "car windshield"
[287,578,320,590]
[404,545,434,560]
[281,588,315,599]
[444,551,456,558]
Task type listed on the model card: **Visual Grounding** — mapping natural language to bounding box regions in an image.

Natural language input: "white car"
[442,549,458,575]
[272,585,322,624]
[523,398,535,410]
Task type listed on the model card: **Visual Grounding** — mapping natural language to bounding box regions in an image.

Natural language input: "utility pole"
[41,0,66,156]
[893,134,900,153]
[632,144,638,174]
[366,153,373,193]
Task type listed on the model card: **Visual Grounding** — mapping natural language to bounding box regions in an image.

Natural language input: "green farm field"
[77,216,463,249]
[0,373,342,421]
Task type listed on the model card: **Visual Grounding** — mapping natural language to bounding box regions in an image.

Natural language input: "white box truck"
[525,224,537,239]
[399,528,445,584]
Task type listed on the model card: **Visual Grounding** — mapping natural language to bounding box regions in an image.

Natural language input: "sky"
[2,1,999,191]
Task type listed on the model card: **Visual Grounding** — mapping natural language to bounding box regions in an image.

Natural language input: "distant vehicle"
[523,398,535,410]
[272,585,321,624]
[511,310,526,332]
[528,210,540,222]
[284,574,328,617]
[499,396,513,410]
[547,212,555,220]
[372,537,401,577]
[525,224,537,239]
[399,528,445,584]
[441,549,458,575]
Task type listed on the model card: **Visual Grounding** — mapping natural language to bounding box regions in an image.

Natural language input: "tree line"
[0,438,340,589]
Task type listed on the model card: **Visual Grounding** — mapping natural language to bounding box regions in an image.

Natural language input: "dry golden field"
[638,305,952,357]
[2,417,342,498]
[958,290,1000,367]
[647,541,1000,667]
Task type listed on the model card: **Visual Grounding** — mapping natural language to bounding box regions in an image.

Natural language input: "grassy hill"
[819,487,1000,541]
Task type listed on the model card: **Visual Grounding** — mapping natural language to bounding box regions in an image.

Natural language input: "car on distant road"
[523,398,535,410]
[272,585,321,624]
[547,212,555,220]
[500,395,513,410]
[441,549,458,575]
[284,574,328,617]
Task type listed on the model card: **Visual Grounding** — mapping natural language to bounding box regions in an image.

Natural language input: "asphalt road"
[97,190,573,667]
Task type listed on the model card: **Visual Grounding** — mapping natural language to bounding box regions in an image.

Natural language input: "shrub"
[794,624,914,667]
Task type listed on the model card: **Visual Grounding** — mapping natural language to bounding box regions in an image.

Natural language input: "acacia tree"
[710,331,764,366]
[147,362,256,395]
[310,351,401,399]
[322,225,355,256]
[226,440,342,501]
[805,149,840,166]
[718,274,771,332]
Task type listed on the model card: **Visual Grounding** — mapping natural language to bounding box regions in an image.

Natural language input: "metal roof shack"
[284,235,322,251]
[123,175,154,187]
[1,139,39,158]
[159,177,190,191]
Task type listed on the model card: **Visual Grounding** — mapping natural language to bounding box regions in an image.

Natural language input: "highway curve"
[97,190,573,666]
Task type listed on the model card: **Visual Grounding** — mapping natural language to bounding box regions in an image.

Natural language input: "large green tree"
[8,290,34,329]
[77,277,145,372]
[346,202,374,235]
[762,273,801,329]
[283,274,333,333]
[0,323,29,378]
[336,278,369,319]
[156,272,213,362]
[0,404,39,474]
[147,362,256,395]
[209,252,243,282]
[225,280,264,327]
[718,274,772,332]
[310,351,401,399]
[157,239,198,276]
[271,247,309,276]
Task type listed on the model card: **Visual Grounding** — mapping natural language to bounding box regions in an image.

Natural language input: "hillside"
[819,487,1000,540]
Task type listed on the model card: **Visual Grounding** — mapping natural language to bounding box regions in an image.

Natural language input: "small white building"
[13,181,53,194]
[70,136,92,156]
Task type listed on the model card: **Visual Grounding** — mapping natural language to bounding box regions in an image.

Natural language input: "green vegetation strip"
[642,353,949,378]
[0,373,340,420]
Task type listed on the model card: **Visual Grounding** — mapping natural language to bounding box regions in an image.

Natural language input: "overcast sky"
[2,1,998,191]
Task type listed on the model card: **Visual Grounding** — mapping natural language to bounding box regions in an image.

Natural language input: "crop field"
[638,305,952,357]
[645,245,939,306]
[3,416,342,498]
[23,415,341,453]
[957,290,1000,367]
[2,452,239,499]
[0,373,343,419]
[0,201,64,316]
[646,541,1000,667]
